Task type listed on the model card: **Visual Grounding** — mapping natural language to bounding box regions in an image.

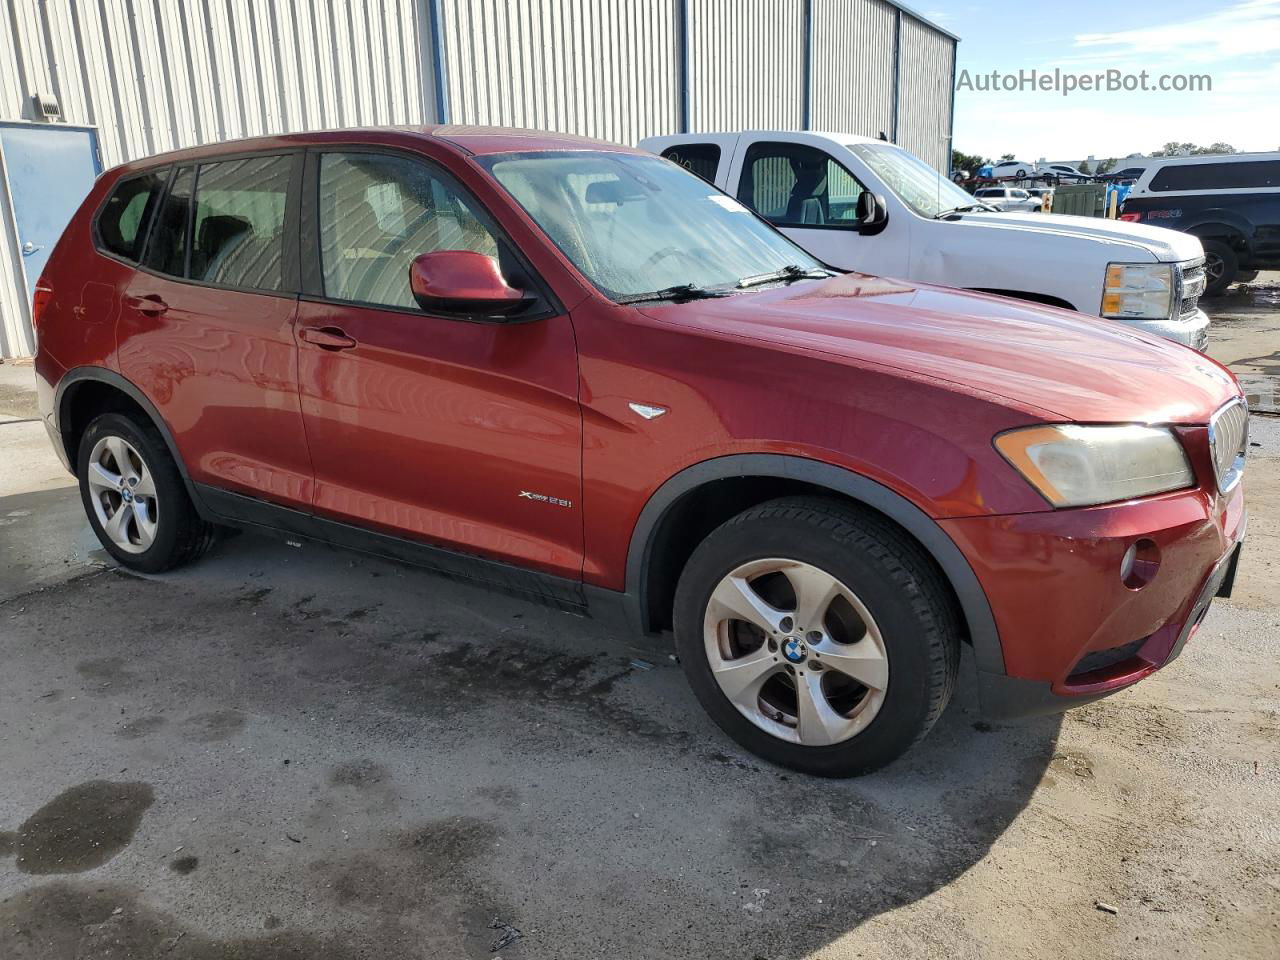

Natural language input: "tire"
[1202,238,1239,297]
[673,496,961,777]
[1015,168,1027,178]
[1236,270,1258,285]
[77,412,217,573]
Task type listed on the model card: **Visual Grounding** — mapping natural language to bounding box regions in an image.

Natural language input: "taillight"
[32,285,53,347]
[1118,212,1142,222]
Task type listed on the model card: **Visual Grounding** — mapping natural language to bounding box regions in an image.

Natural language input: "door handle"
[124,294,169,316]
[299,326,357,350]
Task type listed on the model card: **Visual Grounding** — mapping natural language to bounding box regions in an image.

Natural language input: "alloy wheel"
[86,435,159,554]
[701,558,889,747]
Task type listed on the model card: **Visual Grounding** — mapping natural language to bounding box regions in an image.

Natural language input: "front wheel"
[1202,238,1239,296]
[673,497,961,777]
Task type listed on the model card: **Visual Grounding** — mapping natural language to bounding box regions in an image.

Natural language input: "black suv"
[1121,153,1280,295]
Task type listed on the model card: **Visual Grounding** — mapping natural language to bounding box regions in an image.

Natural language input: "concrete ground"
[1,283,1277,959]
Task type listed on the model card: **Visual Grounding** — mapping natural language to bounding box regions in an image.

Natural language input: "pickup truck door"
[725,138,908,278]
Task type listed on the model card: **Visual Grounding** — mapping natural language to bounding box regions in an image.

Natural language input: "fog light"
[1121,539,1160,590]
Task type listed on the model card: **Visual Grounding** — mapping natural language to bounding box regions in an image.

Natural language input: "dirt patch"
[178,709,246,742]
[328,759,390,789]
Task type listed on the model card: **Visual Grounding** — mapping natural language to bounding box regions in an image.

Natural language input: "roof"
[109,125,640,174]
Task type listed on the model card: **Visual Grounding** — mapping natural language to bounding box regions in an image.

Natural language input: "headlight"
[995,424,1194,508]
[1101,263,1174,320]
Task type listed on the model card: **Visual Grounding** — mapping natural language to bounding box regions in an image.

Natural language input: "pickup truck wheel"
[77,413,217,574]
[673,497,960,777]
[1202,239,1239,296]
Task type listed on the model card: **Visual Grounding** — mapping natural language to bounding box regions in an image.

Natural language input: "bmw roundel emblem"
[783,638,806,664]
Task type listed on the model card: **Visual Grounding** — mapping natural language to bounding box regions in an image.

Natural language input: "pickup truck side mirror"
[855,192,889,235]
[409,251,534,318]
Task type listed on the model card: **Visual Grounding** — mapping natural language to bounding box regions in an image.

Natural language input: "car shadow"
[0,527,1061,959]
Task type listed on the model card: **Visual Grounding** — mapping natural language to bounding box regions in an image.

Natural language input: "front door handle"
[299,326,357,350]
[124,294,169,316]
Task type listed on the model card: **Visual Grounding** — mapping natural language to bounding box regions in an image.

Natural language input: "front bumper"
[1115,307,1210,352]
[942,480,1246,720]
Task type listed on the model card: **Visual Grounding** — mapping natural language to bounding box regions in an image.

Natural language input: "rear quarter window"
[660,144,721,183]
[96,171,166,261]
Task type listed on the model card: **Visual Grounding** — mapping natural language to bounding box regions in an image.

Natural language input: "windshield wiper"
[614,283,732,305]
[737,264,832,289]
[932,203,994,219]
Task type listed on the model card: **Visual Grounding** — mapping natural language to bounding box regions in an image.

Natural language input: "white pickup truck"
[639,131,1210,351]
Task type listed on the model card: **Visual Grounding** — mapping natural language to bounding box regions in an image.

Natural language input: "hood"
[952,211,1205,263]
[644,275,1238,425]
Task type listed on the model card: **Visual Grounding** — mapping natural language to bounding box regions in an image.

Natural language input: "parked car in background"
[1121,151,1280,295]
[991,159,1037,179]
[35,127,1247,776]
[641,131,1212,350]
[1101,165,1148,183]
[973,186,1042,212]
[1041,163,1090,183]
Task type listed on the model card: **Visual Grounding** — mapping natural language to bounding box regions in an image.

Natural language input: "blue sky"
[921,0,1280,164]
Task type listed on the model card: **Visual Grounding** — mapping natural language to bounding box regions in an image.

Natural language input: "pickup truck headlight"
[995,424,1194,508]
[1101,263,1174,320]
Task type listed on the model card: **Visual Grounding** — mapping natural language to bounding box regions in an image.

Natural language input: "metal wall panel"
[895,12,954,172]
[0,0,429,357]
[810,0,895,140]
[438,0,681,147]
[686,0,804,132]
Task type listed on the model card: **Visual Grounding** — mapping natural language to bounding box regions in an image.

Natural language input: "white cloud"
[1072,0,1280,65]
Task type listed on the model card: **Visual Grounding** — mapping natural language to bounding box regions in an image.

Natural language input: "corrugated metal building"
[0,0,956,358]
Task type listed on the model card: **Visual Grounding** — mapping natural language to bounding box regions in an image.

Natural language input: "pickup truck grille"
[1178,258,1206,319]
[1209,398,1248,491]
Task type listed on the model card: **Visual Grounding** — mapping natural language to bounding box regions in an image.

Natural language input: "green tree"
[1153,141,1237,157]
[951,149,989,174]
[1078,159,1093,174]
[1000,152,1015,162]
[1094,157,1117,175]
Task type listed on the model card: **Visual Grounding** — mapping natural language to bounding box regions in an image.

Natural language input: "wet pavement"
[1205,271,1280,413]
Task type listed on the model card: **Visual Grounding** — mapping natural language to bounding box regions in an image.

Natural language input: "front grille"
[1178,258,1206,318]
[1209,398,1248,491]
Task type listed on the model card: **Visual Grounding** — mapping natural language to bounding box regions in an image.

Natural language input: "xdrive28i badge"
[519,490,573,508]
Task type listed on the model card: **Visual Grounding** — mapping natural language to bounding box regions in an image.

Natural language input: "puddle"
[2,781,154,874]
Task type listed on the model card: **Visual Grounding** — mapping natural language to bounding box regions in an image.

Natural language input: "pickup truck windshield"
[479,151,825,300]
[849,143,978,219]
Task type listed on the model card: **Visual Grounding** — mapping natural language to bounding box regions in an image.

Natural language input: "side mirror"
[409,251,532,317]
[855,192,888,235]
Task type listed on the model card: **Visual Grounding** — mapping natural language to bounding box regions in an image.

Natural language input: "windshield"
[849,143,980,218]
[478,151,825,299]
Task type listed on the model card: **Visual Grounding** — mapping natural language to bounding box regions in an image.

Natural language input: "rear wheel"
[673,497,961,777]
[77,413,217,573]
[1202,238,1239,296]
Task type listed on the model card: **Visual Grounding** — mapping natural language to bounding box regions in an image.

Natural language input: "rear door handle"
[299,326,357,350]
[124,294,168,316]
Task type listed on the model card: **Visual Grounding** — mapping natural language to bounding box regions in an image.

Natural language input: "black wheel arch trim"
[623,453,1007,675]
[54,365,207,513]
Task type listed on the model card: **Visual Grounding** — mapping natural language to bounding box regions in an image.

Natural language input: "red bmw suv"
[33,127,1247,776]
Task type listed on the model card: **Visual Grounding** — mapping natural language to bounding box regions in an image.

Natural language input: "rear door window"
[189,155,292,291]
[737,142,867,228]
[660,144,721,184]
[97,171,165,261]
